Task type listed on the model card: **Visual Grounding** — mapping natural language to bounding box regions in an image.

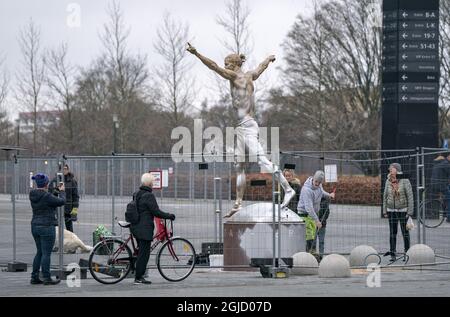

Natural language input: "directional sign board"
[382,0,439,150]
[382,0,439,104]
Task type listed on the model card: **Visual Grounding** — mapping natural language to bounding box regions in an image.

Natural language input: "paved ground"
[1,194,450,297]
[1,194,449,265]
[1,267,450,297]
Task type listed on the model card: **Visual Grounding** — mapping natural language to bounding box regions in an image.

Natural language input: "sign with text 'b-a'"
[382,0,439,150]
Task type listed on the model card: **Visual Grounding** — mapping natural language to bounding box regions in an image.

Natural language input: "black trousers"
[388,212,410,254]
[135,239,151,279]
[64,218,73,232]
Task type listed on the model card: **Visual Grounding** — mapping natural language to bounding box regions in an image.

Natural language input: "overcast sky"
[0,0,313,118]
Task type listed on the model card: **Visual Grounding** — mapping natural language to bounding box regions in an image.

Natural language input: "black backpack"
[125,191,141,225]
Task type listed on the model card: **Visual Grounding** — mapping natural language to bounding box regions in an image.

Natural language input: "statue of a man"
[187,43,294,218]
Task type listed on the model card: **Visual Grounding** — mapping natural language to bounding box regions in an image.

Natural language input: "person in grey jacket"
[297,171,335,254]
[383,163,414,261]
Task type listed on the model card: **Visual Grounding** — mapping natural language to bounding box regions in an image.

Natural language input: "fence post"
[94,160,98,197]
[111,157,116,234]
[12,155,17,263]
[107,160,111,197]
[276,170,281,268]
[272,169,276,268]
[218,177,223,243]
[415,147,421,244]
[133,160,137,193]
[204,167,207,201]
[228,162,232,202]
[81,159,85,197]
[160,157,164,205]
[421,147,426,244]
[57,157,65,280]
[4,160,7,194]
[174,162,178,200]
[189,162,193,200]
[214,177,218,243]
[119,159,123,197]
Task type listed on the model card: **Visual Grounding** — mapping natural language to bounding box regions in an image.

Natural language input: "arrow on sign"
[401,95,408,102]
[402,22,408,28]
[402,12,408,18]
[401,85,408,91]
[402,43,408,49]
[402,54,408,60]
[402,74,408,81]
[402,33,408,39]
[401,64,408,70]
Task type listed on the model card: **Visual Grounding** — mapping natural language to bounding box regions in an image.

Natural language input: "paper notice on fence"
[162,170,169,188]
[325,165,338,183]
[149,171,162,189]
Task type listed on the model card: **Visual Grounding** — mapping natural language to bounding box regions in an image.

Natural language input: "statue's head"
[224,53,246,71]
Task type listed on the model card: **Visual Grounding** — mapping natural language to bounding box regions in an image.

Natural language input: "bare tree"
[45,43,77,150]
[216,0,253,56]
[0,54,7,107]
[321,0,382,150]
[100,0,148,102]
[154,12,194,126]
[0,55,8,110]
[280,1,335,152]
[0,55,12,145]
[100,0,149,152]
[73,62,111,155]
[270,0,382,174]
[15,19,46,155]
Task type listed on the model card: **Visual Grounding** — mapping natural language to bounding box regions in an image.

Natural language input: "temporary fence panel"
[2,150,449,271]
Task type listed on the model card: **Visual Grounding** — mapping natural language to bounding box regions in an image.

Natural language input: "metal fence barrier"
[1,149,449,272]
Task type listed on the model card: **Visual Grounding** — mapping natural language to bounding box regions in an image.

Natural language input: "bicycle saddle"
[118,221,131,228]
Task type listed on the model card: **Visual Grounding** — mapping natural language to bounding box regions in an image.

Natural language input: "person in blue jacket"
[29,173,66,285]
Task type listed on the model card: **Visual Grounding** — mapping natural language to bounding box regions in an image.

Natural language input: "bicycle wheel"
[157,237,196,282]
[419,199,446,228]
[88,239,133,284]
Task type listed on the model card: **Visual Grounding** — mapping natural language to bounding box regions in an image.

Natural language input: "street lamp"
[15,118,20,147]
[113,114,119,153]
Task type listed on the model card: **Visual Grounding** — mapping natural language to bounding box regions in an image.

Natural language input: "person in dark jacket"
[430,153,450,222]
[130,173,176,285]
[317,196,331,261]
[29,173,66,285]
[49,164,79,232]
[281,169,302,213]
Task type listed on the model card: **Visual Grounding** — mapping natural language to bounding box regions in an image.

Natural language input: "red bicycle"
[88,219,196,284]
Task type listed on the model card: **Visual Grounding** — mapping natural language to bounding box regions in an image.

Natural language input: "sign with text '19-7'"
[382,0,439,150]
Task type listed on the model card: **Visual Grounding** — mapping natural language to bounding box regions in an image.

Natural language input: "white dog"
[54,227,93,253]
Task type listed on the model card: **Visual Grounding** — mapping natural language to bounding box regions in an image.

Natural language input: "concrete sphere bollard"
[318,254,351,278]
[291,252,319,276]
[406,244,435,265]
[349,245,379,267]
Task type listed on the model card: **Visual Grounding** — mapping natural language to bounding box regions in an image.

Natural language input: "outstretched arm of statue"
[251,55,276,80]
[187,43,237,80]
